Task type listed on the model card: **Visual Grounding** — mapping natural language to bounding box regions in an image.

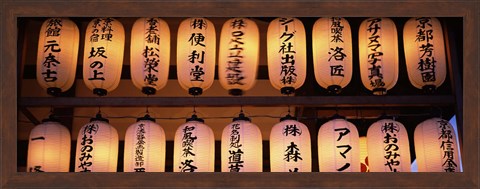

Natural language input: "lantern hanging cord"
[97,106,101,115]
[192,94,197,115]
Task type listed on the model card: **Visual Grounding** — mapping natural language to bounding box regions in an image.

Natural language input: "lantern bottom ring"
[327,85,342,95]
[281,87,295,95]
[188,87,203,96]
[372,88,387,95]
[93,88,108,96]
[142,87,156,95]
[422,85,436,94]
[228,89,243,96]
[47,87,62,96]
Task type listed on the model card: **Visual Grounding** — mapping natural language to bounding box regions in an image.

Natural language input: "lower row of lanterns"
[27,113,460,173]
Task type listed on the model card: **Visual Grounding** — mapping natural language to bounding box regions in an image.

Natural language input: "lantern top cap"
[137,114,156,122]
[330,113,346,120]
[42,114,60,123]
[90,113,109,123]
[233,112,251,122]
[280,114,297,122]
[377,113,394,121]
[186,114,204,123]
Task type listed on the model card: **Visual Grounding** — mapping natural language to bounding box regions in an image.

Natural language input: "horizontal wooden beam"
[19,95,455,108]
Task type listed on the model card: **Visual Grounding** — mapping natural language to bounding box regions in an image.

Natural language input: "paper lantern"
[358,18,399,95]
[36,18,79,96]
[414,118,460,172]
[270,116,311,172]
[403,17,446,94]
[27,117,70,172]
[359,136,370,172]
[367,119,411,172]
[177,18,216,96]
[173,115,214,172]
[75,114,118,172]
[267,17,306,95]
[218,18,260,96]
[312,17,352,94]
[124,115,166,172]
[83,17,125,96]
[130,18,170,95]
[318,118,360,172]
[221,113,262,172]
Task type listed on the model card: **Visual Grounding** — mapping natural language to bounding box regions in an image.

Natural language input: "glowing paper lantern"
[27,117,70,172]
[221,113,262,172]
[367,119,411,172]
[124,115,166,172]
[318,118,359,172]
[359,136,370,172]
[36,18,79,96]
[83,17,125,96]
[403,17,446,94]
[270,116,311,172]
[414,118,461,172]
[75,114,118,172]
[267,17,306,95]
[177,18,216,96]
[218,18,260,96]
[173,115,214,172]
[358,18,398,95]
[312,17,352,94]
[130,17,170,95]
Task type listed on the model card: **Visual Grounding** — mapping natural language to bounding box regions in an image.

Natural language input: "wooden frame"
[2,0,478,188]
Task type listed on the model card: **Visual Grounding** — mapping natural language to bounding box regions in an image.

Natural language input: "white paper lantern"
[403,17,446,93]
[131,17,170,95]
[414,118,461,172]
[318,118,360,172]
[221,114,262,172]
[218,18,259,96]
[359,136,370,172]
[358,18,398,95]
[270,117,311,172]
[267,17,306,95]
[173,115,214,172]
[124,115,166,172]
[27,118,70,172]
[367,119,411,172]
[83,17,125,96]
[177,18,216,95]
[312,17,353,94]
[75,115,118,172]
[36,18,79,96]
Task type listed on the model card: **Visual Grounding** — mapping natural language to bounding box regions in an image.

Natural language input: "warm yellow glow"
[359,136,369,172]
[27,121,71,172]
[130,18,170,94]
[124,120,166,172]
[221,120,262,172]
[318,118,359,172]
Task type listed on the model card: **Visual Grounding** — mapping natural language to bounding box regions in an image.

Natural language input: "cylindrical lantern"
[131,18,170,95]
[403,17,446,94]
[221,113,262,172]
[312,17,353,94]
[367,119,411,172]
[270,116,311,172]
[359,136,370,172]
[27,116,70,172]
[358,18,398,95]
[124,115,166,172]
[36,18,79,96]
[414,118,460,172]
[267,17,307,95]
[83,17,125,96]
[177,18,216,96]
[75,114,118,172]
[318,117,360,172]
[218,18,260,96]
[173,115,214,172]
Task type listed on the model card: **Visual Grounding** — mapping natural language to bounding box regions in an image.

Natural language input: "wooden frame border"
[2,1,478,188]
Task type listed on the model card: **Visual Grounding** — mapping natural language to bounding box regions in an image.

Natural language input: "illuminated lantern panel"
[218,18,260,96]
[318,118,360,172]
[124,116,166,172]
[367,119,411,172]
[130,17,170,95]
[173,116,215,172]
[270,118,311,172]
[359,136,370,172]
[177,18,216,96]
[27,120,70,172]
[358,18,399,95]
[267,17,307,95]
[221,115,262,172]
[414,118,461,172]
[83,17,125,96]
[36,18,79,96]
[403,17,446,94]
[75,117,119,172]
[312,17,352,94]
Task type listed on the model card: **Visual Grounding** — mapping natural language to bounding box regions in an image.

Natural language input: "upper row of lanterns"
[37,17,446,96]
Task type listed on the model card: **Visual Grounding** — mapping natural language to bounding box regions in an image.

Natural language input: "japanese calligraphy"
[278,18,298,85]
[87,18,115,81]
[179,125,197,172]
[366,18,385,89]
[284,142,302,162]
[334,127,352,172]
[134,123,146,172]
[328,17,346,78]
[188,18,208,82]
[438,119,457,172]
[226,19,246,85]
[381,122,400,172]
[78,123,98,172]
[228,123,244,172]
[42,19,63,83]
[415,17,437,82]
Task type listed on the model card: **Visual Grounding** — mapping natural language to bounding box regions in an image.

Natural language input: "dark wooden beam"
[19,107,41,125]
